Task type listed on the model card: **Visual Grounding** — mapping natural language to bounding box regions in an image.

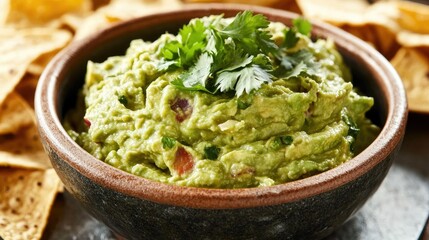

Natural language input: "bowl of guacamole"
[64,11,380,189]
[36,4,407,239]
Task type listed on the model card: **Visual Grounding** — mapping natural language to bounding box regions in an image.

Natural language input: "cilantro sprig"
[160,20,207,70]
[158,11,317,96]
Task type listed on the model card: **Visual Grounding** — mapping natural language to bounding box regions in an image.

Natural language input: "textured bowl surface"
[35,4,407,240]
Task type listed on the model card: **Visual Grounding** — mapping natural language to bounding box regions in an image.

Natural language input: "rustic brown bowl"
[35,4,407,240]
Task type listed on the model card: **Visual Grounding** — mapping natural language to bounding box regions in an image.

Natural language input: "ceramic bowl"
[35,4,407,240]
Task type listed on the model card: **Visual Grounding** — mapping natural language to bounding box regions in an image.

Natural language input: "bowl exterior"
[42,140,398,240]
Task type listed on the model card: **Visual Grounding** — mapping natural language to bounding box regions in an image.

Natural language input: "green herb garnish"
[204,146,221,160]
[161,136,176,149]
[341,110,360,152]
[293,18,312,36]
[276,49,320,79]
[161,19,206,69]
[118,95,128,105]
[270,135,293,149]
[237,99,251,110]
[159,11,315,96]
[342,113,360,139]
[280,135,294,145]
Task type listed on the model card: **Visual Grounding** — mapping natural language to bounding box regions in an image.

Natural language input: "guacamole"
[65,12,380,188]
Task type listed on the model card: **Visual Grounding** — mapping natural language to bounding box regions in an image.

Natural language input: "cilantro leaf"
[218,55,253,73]
[118,95,128,105]
[215,71,240,93]
[280,135,293,145]
[256,29,280,57]
[204,146,220,160]
[283,28,299,49]
[237,99,251,109]
[276,49,320,79]
[271,135,293,149]
[341,110,360,152]
[171,79,213,93]
[281,17,311,49]
[157,60,177,71]
[161,40,181,60]
[217,64,272,96]
[180,52,213,88]
[219,11,277,56]
[161,136,176,149]
[293,18,312,36]
[236,65,272,96]
[342,112,360,139]
[205,29,220,54]
[252,54,271,69]
[160,20,207,70]
[219,11,269,41]
[180,19,206,46]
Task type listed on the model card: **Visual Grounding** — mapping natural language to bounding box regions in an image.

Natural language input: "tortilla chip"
[0,92,34,135]
[296,0,400,58]
[74,0,183,40]
[27,50,61,76]
[397,31,429,48]
[73,12,114,40]
[0,0,9,25]
[48,12,89,34]
[0,168,59,240]
[0,28,71,106]
[391,47,429,113]
[57,182,65,193]
[340,23,400,59]
[0,123,51,170]
[3,0,92,27]
[296,0,370,25]
[183,0,280,6]
[101,0,182,21]
[396,1,429,34]
[15,74,40,109]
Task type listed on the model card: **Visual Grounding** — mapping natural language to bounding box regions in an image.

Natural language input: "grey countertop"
[42,113,429,240]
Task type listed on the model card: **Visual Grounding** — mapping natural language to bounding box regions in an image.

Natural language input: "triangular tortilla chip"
[14,74,39,109]
[183,0,279,6]
[396,1,429,35]
[0,123,51,170]
[0,92,34,135]
[0,27,71,106]
[73,0,184,40]
[26,50,60,76]
[73,12,113,40]
[47,12,88,34]
[3,0,92,27]
[0,168,60,240]
[391,47,429,113]
[297,0,370,25]
[296,0,401,58]
[0,0,9,25]
[397,31,429,48]
[101,0,183,20]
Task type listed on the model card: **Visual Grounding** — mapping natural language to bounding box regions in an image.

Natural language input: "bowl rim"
[35,3,408,209]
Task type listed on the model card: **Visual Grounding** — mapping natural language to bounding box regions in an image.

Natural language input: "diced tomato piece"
[83,118,91,127]
[174,147,194,176]
[170,98,192,122]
